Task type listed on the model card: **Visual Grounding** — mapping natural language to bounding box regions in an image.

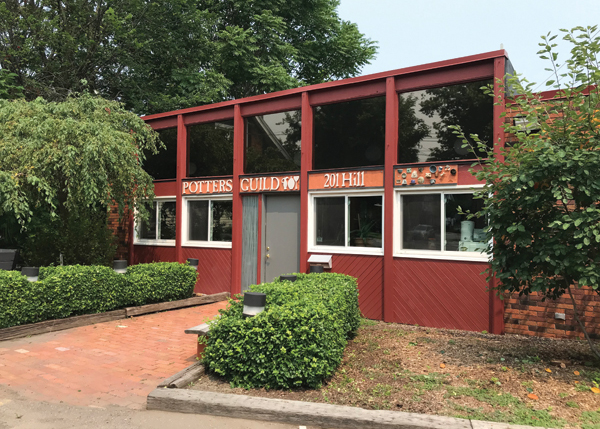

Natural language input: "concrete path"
[0,302,228,410]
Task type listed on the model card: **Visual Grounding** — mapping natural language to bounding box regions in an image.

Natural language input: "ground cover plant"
[191,320,600,428]
[0,262,197,329]
[202,273,360,389]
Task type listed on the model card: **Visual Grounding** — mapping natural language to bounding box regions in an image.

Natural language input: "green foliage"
[125,262,198,306]
[0,262,197,329]
[203,273,360,389]
[450,25,600,302]
[0,0,377,115]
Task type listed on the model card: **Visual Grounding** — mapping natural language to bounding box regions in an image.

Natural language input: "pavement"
[0,302,229,410]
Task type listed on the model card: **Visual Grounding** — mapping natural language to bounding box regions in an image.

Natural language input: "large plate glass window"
[143,128,177,180]
[313,194,382,251]
[397,80,493,163]
[245,110,301,174]
[188,120,234,177]
[399,191,486,256]
[136,200,176,243]
[313,97,385,170]
[186,199,233,244]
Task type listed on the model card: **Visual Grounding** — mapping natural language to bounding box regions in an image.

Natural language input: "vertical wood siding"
[392,258,489,331]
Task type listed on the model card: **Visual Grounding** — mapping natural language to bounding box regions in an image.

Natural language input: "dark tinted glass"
[402,194,441,250]
[144,128,177,180]
[445,194,486,252]
[398,80,493,163]
[313,97,385,170]
[188,120,234,177]
[349,196,382,248]
[159,201,176,240]
[139,202,157,240]
[188,200,209,241]
[212,201,233,242]
[245,111,301,174]
[315,197,345,246]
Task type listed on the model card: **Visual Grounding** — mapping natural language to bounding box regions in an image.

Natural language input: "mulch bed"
[188,320,600,428]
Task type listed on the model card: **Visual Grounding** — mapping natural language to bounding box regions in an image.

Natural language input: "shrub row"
[0,262,197,329]
[203,273,360,389]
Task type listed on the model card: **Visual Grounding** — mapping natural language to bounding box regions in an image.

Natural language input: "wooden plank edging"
[0,292,230,342]
[157,362,204,389]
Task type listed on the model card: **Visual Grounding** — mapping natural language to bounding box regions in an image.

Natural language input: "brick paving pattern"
[0,301,227,409]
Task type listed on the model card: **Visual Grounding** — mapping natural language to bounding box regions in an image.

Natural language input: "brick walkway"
[0,301,228,410]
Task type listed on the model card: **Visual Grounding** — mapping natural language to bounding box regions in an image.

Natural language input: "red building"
[131,50,511,334]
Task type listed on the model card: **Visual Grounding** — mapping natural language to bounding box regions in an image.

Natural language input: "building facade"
[131,50,512,334]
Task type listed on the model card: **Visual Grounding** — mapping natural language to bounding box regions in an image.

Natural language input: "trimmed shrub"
[0,262,197,329]
[203,273,360,389]
[125,262,198,306]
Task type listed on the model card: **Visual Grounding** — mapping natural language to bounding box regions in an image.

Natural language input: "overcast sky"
[338,0,599,91]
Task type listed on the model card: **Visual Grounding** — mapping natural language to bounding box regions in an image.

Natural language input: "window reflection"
[212,201,233,242]
[313,97,385,170]
[245,111,301,174]
[139,202,157,240]
[159,201,176,240]
[445,194,486,252]
[188,120,233,177]
[398,80,493,163]
[315,197,345,246]
[188,200,209,241]
[349,196,382,248]
[144,128,177,180]
[402,194,441,250]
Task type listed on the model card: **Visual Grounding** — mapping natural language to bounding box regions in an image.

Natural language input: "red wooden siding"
[311,253,383,320]
[133,245,177,264]
[182,247,231,295]
[391,258,489,331]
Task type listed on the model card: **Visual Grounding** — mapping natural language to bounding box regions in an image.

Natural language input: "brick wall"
[504,288,600,339]
[107,206,130,261]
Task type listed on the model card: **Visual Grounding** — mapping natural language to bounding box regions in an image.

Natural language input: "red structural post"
[231,104,244,295]
[300,92,313,273]
[128,212,135,264]
[175,114,186,262]
[383,77,398,322]
[489,55,507,335]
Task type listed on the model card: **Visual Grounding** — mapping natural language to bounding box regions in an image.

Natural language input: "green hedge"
[0,262,197,329]
[203,273,360,389]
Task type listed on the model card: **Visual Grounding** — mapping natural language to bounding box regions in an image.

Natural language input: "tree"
[453,25,600,358]
[0,93,159,265]
[0,0,377,114]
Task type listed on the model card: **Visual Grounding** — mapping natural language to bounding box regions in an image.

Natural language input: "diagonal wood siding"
[134,245,177,264]
[182,247,231,295]
[392,258,489,332]
[311,253,383,320]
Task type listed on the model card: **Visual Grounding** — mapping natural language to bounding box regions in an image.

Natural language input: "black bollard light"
[310,265,324,273]
[242,292,267,319]
[113,260,127,274]
[21,267,39,282]
[187,258,199,271]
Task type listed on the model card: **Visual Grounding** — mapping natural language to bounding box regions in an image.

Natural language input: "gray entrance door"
[263,195,301,283]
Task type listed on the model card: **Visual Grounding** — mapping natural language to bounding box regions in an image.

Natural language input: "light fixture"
[187,258,199,271]
[113,260,127,274]
[242,292,267,319]
[280,275,297,282]
[21,267,39,282]
[310,265,324,274]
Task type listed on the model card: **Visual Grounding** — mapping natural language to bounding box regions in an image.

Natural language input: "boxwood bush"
[0,262,197,329]
[203,273,360,389]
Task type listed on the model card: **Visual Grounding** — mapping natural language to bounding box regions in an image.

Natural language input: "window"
[136,200,176,244]
[313,97,385,170]
[184,198,233,247]
[143,128,177,180]
[312,193,383,253]
[398,80,493,163]
[397,190,487,259]
[188,120,234,177]
[245,110,301,174]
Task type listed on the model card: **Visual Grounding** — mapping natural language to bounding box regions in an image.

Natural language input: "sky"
[337,0,600,91]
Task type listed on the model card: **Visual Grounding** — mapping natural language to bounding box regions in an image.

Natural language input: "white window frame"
[394,185,491,262]
[134,196,177,246]
[308,189,384,256]
[182,194,233,249]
